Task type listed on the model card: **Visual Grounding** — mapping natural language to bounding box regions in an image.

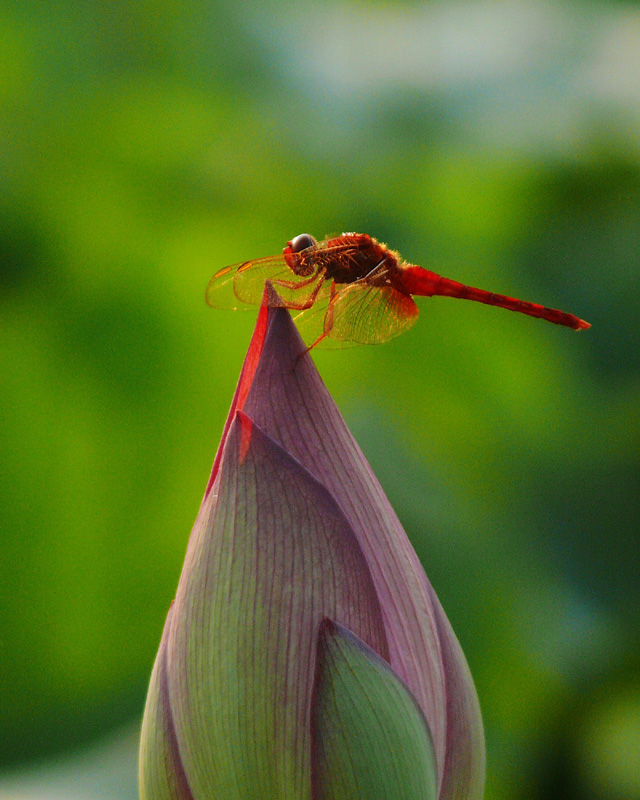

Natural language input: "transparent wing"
[205,241,362,311]
[290,284,355,349]
[206,255,298,310]
[326,283,419,345]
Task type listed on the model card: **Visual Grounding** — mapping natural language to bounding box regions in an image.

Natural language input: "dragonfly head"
[283,233,317,271]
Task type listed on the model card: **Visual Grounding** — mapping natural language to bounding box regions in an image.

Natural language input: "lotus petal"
[231,306,485,798]
[139,605,193,800]
[166,412,387,799]
[312,618,438,800]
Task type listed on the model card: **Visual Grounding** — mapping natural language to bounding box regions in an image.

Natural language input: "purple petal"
[426,584,485,800]
[203,304,269,500]
[235,307,484,796]
[167,411,387,799]
[139,604,194,800]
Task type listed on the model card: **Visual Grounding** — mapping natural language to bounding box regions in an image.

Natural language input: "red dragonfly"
[206,232,590,349]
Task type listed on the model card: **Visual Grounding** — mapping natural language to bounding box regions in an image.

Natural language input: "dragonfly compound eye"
[288,233,317,253]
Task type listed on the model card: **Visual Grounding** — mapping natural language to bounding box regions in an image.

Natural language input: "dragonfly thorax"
[322,233,399,285]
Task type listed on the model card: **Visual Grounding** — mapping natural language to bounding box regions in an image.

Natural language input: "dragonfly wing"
[289,283,358,348]
[206,255,304,309]
[206,238,366,311]
[326,283,419,345]
[206,262,253,310]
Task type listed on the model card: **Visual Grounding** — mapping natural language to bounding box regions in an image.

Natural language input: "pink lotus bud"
[139,303,485,800]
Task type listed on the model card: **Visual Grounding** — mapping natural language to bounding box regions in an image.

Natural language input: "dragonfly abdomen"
[400,266,590,330]
[457,285,590,330]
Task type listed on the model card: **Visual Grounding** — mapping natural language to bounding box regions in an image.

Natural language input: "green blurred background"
[1,1,638,798]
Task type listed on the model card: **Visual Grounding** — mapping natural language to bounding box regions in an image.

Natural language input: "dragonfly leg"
[271,269,321,291]
[304,331,328,352]
[270,270,326,311]
[300,281,339,354]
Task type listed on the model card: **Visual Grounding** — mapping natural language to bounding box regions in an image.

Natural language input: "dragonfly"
[206,232,590,349]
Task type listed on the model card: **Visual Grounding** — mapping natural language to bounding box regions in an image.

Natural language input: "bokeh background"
[1,1,638,798]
